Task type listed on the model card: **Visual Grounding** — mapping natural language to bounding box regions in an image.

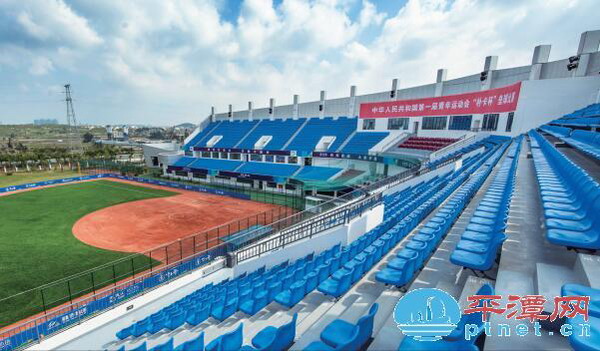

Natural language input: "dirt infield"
[72,179,286,254]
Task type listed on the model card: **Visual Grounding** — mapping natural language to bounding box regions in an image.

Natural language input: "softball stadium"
[1,28,600,351]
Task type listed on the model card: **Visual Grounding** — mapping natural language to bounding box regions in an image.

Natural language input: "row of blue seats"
[376,142,509,287]
[206,314,297,351]
[541,125,600,160]
[540,125,571,138]
[313,157,480,299]
[426,135,510,169]
[183,121,222,151]
[529,130,600,250]
[450,137,522,272]
[563,130,600,160]
[119,312,298,351]
[115,246,341,341]
[552,103,600,126]
[553,117,600,126]
[384,176,449,218]
[340,132,389,154]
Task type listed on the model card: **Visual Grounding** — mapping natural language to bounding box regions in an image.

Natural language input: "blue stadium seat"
[174,333,204,351]
[566,315,600,351]
[241,314,297,351]
[561,284,600,318]
[206,323,243,351]
[304,328,360,351]
[320,303,378,350]
[149,338,173,351]
[275,280,306,308]
[317,268,353,298]
[131,342,148,351]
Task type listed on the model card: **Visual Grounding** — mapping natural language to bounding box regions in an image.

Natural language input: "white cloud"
[0,0,598,125]
[29,56,54,75]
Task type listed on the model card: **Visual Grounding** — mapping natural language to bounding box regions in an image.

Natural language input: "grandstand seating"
[187,158,243,172]
[183,121,221,150]
[541,125,600,161]
[450,138,521,272]
[398,136,458,151]
[529,130,600,250]
[172,156,196,168]
[236,162,300,177]
[237,119,305,150]
[294,166,342,181]
[551,103,600,126]
[196,120,259,148]
[376,141,509,287]
[112,142,509,350]
[426,135,509,169]
[540,125,571,138]
[340,132,389,154]
[285,117,357,155]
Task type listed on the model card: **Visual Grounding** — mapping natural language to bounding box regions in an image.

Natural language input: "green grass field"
[0,170,85,188]
[0,180,176,328]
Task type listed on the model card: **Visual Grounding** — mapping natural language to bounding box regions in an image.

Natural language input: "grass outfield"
[0,180,176,328]
[0,170,85,188]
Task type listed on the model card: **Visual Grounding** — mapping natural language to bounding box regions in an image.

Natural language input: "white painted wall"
[512,76,600,135]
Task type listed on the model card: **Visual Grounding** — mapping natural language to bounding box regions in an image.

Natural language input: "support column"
[434,69,447,97]
[248,101,253,121]
[293,94,299,119]
[480,55,498,90]
[269,98,275,120]
[319,90,326,118]
[348,86,357,117]
[228,104,233,121]
[210,106,215,122]
[390,79,399,100]
[529,45,551,80]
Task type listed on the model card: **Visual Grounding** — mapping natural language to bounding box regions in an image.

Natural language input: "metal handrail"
[233,192,382,263]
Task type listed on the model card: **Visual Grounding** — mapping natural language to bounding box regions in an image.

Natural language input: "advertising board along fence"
[0,243,228,351]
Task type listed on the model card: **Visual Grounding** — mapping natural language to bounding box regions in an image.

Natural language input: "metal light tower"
[64,84,80,155]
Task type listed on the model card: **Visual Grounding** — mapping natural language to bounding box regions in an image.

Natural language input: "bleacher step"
[573,253,600,288]
[534,262,583,312]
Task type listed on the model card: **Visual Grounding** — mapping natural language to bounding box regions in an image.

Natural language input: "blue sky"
[0,0,597,126]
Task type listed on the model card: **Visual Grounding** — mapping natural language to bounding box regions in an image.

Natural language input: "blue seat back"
[355,303,379,348]
[273,313,298,351]
[221,323,243,351]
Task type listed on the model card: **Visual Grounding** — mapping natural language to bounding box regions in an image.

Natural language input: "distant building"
[34,119,59,125]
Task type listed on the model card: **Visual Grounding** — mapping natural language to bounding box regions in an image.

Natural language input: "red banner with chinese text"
[359,82,521,118]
